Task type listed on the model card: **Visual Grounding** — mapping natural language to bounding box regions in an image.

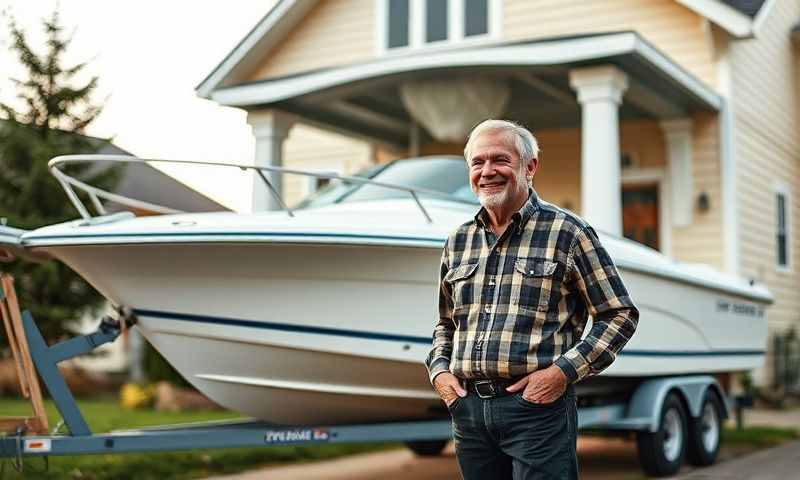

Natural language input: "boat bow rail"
[48,155,476,224]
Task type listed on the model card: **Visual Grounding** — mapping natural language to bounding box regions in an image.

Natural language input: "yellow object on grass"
[119,383,155,409]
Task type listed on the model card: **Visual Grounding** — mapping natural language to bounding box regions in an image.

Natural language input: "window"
[426,0,448,43]
[776,190,790,269]
[464,0,488,37]
[381,0,498,52]
[387,0,410,48]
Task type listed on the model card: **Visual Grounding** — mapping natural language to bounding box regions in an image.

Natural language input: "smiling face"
[467,130,536,211]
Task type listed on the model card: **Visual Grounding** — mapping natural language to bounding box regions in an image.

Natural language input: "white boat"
[0,155,772,425]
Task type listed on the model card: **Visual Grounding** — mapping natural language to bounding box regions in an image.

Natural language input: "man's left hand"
[506,365,568,403]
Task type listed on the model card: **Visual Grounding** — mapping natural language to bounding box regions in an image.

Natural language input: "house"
[197,0,799,387]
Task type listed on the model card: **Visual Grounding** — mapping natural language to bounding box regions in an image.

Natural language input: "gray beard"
[477,173,529,210]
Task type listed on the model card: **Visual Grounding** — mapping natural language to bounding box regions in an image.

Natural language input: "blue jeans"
[448,384,578,479]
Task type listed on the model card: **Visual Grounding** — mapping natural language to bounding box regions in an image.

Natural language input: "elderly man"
[426,119,639,480]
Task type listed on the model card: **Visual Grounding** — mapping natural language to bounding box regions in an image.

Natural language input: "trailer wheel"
[405,440,448,456]
[687,390,722,466]
[636,392,688,477]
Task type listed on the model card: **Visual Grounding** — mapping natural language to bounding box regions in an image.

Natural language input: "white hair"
[463,119,540,164]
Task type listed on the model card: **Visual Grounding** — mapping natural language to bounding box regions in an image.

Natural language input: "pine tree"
[0,9,121,342]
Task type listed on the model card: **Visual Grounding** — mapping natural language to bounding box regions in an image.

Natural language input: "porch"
[205,31,726,261]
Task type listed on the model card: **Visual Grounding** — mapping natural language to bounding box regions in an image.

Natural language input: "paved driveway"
[207,435,758,480]
[676,440,800,480]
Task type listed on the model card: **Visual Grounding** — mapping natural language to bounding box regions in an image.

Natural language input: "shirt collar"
[474,189,540,234]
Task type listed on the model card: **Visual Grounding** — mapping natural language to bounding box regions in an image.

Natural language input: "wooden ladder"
[0,273,49,435]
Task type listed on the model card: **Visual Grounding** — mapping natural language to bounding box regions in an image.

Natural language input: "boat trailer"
[0,274,731,477]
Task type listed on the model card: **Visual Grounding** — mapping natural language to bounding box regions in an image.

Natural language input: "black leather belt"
[464,378,520,399]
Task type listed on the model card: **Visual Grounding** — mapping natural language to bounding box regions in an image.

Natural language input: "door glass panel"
[622,185,659,250]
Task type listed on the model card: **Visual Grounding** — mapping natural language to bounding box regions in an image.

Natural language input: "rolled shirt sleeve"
[425,242,455,384]
[554,226,639,383]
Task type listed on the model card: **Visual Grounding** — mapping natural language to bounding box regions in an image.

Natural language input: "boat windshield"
[296,156,479,209]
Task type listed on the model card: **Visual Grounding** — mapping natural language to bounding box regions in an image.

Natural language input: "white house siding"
[532,127,582,212]
[247,0,376,81]
[282,124,374,206]
[728,0,800,368]
[501,0,716,88]
[671,111,724,269]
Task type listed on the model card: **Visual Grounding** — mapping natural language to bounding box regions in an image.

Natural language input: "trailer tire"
[405,440,448,456]
[687,390,722,466]
[636,392,688,477]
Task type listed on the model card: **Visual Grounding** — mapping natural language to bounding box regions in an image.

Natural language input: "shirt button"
[484,305,491,313]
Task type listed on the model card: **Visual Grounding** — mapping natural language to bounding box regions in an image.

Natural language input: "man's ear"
[527,157,539,179]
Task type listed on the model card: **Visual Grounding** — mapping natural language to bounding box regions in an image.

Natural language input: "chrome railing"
[49,155,474,223]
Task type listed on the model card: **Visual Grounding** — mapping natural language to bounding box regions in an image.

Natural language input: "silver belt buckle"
[474,380,496,399]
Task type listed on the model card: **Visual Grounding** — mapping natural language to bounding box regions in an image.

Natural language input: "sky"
[0,0,278,211]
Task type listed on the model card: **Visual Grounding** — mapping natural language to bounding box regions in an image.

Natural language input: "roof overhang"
[675,0,755,38]
[211,32,722,110]
[202,32,723,148]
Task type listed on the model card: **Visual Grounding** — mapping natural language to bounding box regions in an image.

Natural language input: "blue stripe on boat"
[133,308,766,357]
[134,308,433,344]
[26,231,445,244]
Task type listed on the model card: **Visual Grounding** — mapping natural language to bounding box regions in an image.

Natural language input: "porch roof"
[207,31,723,149]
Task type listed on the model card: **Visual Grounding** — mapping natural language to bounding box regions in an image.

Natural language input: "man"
[426,119,639,480]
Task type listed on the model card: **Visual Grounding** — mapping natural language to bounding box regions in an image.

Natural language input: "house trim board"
[715,34,739,276]
[675,0,754,38]
[752,0,779,37]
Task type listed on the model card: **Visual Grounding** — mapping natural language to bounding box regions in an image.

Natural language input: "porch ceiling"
[210,31,722,149]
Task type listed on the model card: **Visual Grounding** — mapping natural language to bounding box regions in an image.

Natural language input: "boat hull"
[39,241,769,424]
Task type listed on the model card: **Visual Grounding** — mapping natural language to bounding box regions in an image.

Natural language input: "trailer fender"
[625,375,727,432]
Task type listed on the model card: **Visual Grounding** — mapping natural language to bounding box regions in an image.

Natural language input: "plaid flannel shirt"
[426,189,638,384]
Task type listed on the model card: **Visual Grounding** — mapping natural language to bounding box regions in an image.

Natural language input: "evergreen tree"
[0,10,121,341]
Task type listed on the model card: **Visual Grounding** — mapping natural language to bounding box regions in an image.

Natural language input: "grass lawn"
[721,425,800,447]
[0,396,398,480]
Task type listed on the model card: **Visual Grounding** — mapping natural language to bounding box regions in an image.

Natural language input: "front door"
[622,184,659,251]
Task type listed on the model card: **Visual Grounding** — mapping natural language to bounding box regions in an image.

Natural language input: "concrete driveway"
[207,435,758,480]
[676,440,800,480]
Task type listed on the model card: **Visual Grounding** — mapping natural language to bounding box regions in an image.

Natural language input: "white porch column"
[660,118,694,227]
[246,110,294,212]
[569,66,628,236]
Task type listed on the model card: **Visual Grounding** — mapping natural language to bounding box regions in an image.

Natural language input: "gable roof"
[196,0,770,99]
